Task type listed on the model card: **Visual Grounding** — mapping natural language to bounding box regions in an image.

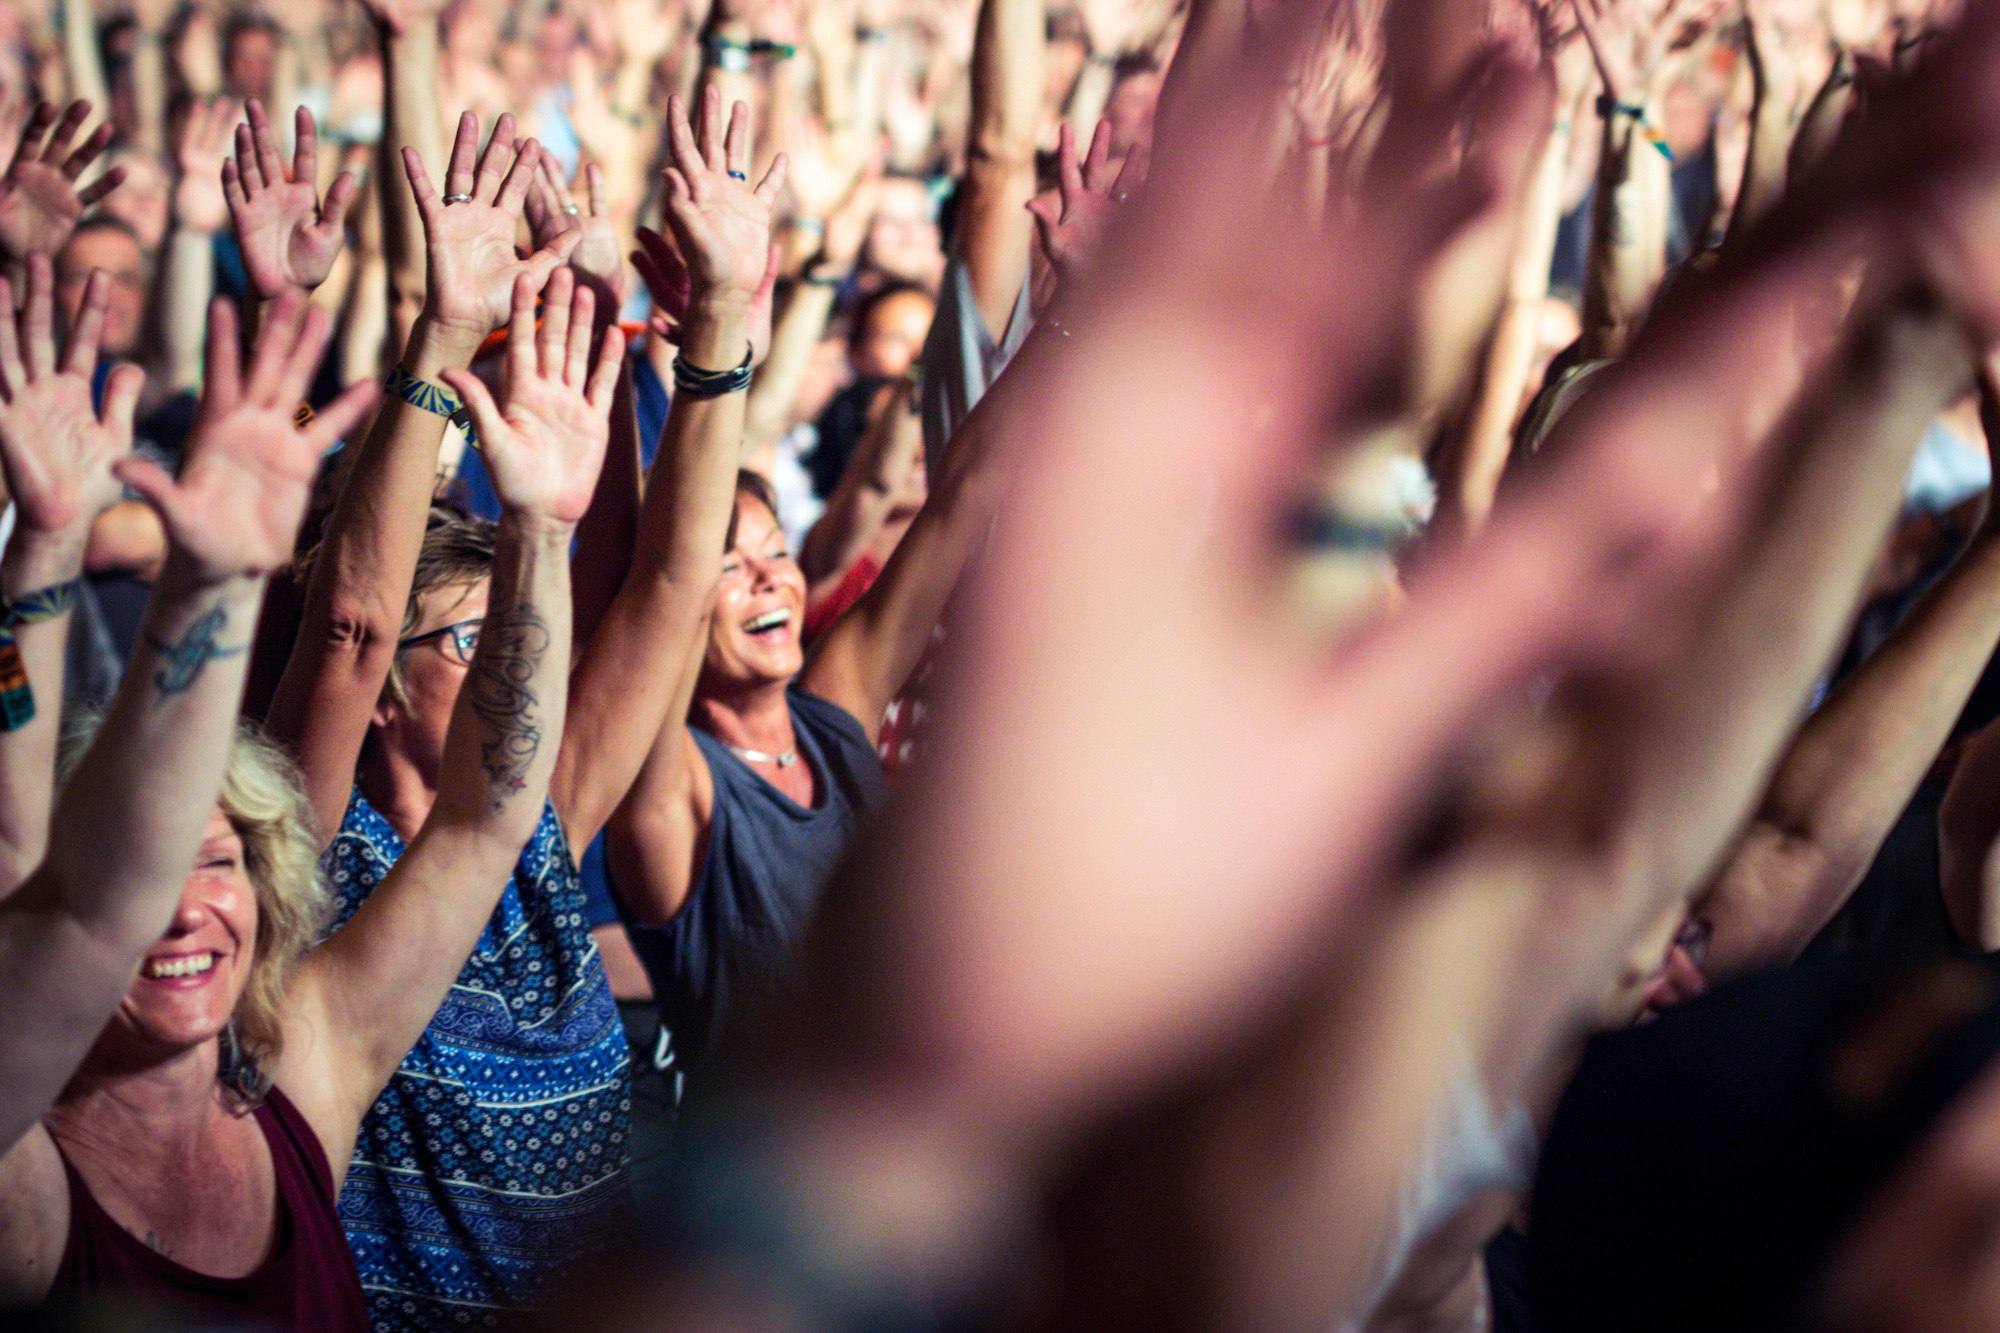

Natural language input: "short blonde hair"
[60,713,329,1107]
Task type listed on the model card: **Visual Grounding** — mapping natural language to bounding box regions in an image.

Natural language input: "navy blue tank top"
[629,687,884,1070]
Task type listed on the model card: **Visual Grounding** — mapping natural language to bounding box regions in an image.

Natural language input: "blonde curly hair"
[60,712,329,1107]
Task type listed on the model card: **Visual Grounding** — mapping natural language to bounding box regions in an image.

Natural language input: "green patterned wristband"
[385,367,477,445]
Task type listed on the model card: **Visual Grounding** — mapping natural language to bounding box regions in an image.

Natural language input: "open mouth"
[142,952,219,981]
[744,609,792,638]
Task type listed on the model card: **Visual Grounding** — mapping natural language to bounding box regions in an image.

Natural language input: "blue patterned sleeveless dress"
[323,789,631,1331]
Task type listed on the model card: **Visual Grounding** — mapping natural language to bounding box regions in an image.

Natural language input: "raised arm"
[959,0,1044,339]
[159,97,237,397]
[0,259,138,894]
[223,101,359,314]
[278,271,616,1170]
[1696,359,2000,978]
[264,115,573,847]
[0,293,373,1155]
[1572,0,1680,360]
[552,90,786,857]
[1618,303,1972,965]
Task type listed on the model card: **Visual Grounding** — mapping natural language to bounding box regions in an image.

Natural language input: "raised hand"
[172,97,241,235]
[1027,118,1148,289]
[224,101,359,298]
[0,101,124,263]
[633,225,781,362]
[0,256,140,537]
[657,88,788,304]
[441,269,621,525]
[116,293,377,584]
[523,148,628,309]
[403,112,579,340]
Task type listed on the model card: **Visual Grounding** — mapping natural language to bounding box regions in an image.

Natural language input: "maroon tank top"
[47,1085,371,1332]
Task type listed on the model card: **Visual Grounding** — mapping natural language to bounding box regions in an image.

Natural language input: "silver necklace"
[728,744,797,768]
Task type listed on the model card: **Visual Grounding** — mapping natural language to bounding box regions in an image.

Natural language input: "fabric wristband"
[0,579,80,731]
[385,367,477,445]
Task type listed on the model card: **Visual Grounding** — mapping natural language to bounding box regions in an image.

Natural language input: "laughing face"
[704,492,807,691]
[102,809,259,1062]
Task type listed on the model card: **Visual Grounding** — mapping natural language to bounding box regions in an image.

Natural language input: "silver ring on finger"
[563,204,581,215]
[443,192,475,204]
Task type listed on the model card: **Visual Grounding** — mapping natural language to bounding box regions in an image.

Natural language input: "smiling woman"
[56,715,328,1106]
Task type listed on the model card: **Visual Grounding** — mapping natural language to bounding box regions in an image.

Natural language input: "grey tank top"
[629,686,885,1070]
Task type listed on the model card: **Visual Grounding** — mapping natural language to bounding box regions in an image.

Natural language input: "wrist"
[679,294,753,367]
[1,528,89,599]
[498,507,580,548]
[155,551,266,600]
[403,315,489,377]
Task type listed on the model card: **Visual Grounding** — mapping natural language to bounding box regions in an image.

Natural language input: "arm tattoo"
[144,607,245,699]
[464,606,551,809]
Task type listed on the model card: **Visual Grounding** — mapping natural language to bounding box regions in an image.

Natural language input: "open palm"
[404,112,577,339]
[0,101,122,262]
[658,89,788,301]
[225,101,357,296]
[118,295,377,583]
[0,260,136,535]
[443,270,621,525]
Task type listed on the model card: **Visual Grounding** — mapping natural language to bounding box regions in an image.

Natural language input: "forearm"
[699,15,759,130]
[379,16,446,314]
[1578,107,1670,362]
[744,279,838,454]
[1637,304,1971,908]
[1450,114,1571,529]
[160,225,215,395]
[309,510,572,1094]
[130,28,168,155]
[571,361,642,648]
[58,0,109,138]
[49,561,262,941]
[1788,51,1855,185]
[801,379,913,584]
[553,296,747,847]
[961,0,1043,332]
[1706,528,2000,976]
[0,528,92,895]
[265,317,482,812]
[1724,93,1795,250]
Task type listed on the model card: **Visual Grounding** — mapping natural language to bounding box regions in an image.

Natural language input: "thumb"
[111,455,182,528]
[100,362,145,452]
[439,367,506,447]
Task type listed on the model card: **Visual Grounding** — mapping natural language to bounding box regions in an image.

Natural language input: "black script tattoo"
[464,606,550,809]
[146,607,245,699]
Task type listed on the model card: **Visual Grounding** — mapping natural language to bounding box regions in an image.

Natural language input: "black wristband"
[674,346,756,397]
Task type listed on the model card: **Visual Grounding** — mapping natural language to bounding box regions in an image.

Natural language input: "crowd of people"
[9,0,2000,1327]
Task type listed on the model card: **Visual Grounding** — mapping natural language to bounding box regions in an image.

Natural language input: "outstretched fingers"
[0,276,18,394]
[59,121,113,183]
[505,271,539,384]
[19,255,54,379]
[473,113,519,205]
[75,165,126,208]
[443,110,480,202]
[302,377,380,455]
[754,152,789,207]
[201,299,244,418]
[564,284,595,387]
[538,267,576,380]
[586,325,624,412]
[247,100,287,191]
[59,271,107,378]
[7,103,56,175]
[291,105,318,190]
[438,366,505,443]
[38,101,88,166]
[496,136,542,215]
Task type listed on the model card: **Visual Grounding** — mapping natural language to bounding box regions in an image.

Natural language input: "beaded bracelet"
[674,346,755,398]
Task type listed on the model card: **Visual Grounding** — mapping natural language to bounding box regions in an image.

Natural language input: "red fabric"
[803,554,883,643]
[48,1084,371,1332]
[802,553,936,780]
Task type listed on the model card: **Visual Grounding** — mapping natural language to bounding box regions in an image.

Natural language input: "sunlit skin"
[56,228,147,358]
[702,494,808,692]
[85,811,259,1075]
